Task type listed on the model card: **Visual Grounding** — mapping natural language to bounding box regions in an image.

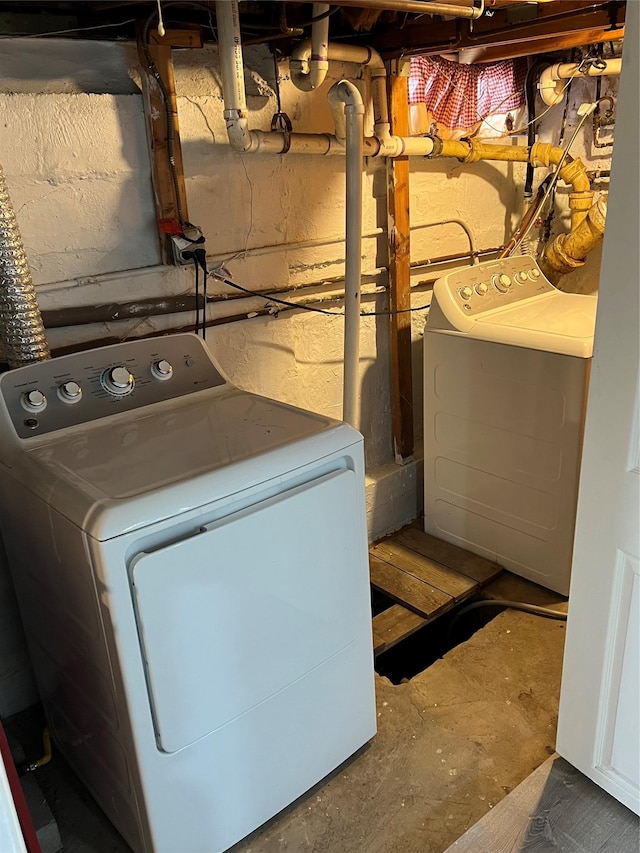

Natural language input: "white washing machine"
[0,333,376,853]
[423,255,597,595]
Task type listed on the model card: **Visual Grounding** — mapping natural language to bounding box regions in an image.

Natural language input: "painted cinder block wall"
[0,37,614,715]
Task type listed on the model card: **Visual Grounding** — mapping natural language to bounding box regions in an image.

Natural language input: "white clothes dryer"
[0,333,376,853]
[423,255,597,594]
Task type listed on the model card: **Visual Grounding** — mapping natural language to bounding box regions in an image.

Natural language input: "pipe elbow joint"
[224,111,257,153]
[538,64,564,107]
[329,79,365,111]
[290,58,329,92]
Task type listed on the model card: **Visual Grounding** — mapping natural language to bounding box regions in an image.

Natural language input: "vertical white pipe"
[329,81,365,428]
[215,0,255,151]
[290,5,330,91]
[215,0,246,112]
[311,3,330,84]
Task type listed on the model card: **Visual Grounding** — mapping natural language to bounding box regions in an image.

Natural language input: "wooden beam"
[386,60,414,464]
[457,25,625,63]
[373,2,625,58]
[136,25,202,260]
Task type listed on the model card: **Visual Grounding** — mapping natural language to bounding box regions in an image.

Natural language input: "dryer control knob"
[459,286,473,301]
[493,273,512,293]
[22,389,47,412]
[59,381,82,403]
[102,366,134,396]
[528,268,541,280]
[514,271,528,285]
[151,359,173,381]
[475,282,489,296]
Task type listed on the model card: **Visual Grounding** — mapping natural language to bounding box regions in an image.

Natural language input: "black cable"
[201,270,207,340]
[524,59,552,197]
[211,273,432,317]
[244,6,338,30]
[192,257,200,336]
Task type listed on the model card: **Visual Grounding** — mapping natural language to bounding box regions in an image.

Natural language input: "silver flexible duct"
[0,163,50,367]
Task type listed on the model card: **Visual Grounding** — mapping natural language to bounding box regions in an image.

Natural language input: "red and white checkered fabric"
[409,55,527,131]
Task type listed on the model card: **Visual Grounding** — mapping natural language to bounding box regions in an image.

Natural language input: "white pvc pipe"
[538,58,623,106]
[216,1,436,159]
[327,81,365,428]
[290,4,330,91]
[292,41,390,138]
[215,0,253,151]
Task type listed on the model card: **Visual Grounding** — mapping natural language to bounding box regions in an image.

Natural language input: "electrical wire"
[201,268,208,340]
[243,6,338,31]
[475,81,573,140]
[156,0,166,38]
[0,19,137,39]
[192,257,201,335]
[211,272,432,317]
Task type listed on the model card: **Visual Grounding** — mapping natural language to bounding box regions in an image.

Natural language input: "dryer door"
[130,467,369,753]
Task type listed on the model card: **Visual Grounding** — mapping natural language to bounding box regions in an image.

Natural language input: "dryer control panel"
[0,334,228,439]
[439,255,555,318]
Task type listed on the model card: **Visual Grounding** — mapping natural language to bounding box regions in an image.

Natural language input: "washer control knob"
[493,273,512,293]
[528,268,541,280]
[475,282,488,296]
[514,271,529,285]
[59,381,82,403]
[151,359,174,381]
[102,366,134,396]
[22,389,46,412]
[459,286,473,301]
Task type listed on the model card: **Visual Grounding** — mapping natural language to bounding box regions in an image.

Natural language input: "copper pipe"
[332,0,482,19]
[500,182,549,259]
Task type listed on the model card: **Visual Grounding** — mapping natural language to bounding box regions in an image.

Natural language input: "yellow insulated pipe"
[539,198,607,284]
[437,138,594,228]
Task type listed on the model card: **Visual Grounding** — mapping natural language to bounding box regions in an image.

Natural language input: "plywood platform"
[370,523,503,655]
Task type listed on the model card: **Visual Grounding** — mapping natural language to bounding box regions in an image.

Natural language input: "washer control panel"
[442,255,555,317]
[0,334,227,439]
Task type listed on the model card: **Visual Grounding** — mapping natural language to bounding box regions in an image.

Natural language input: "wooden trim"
[386,62,414,464]
[136,25,202,260]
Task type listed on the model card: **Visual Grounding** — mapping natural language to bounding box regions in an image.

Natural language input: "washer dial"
[151,359,174,381]
[58,381,82,404]
[493,273,512,293]
[101,366,134,396]
[21,389,47,412]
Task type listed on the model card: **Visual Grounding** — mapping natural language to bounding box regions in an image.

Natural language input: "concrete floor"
[20,576,567,853]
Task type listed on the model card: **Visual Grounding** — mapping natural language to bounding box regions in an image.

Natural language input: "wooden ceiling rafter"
[365,1,626,60]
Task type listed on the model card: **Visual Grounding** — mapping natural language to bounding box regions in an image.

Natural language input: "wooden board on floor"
[371,540,477,601]
[369,555,452,620]
[372,604,428,656]
[399,525,502,585]
[445,755,640,853]
[369,524,503,654]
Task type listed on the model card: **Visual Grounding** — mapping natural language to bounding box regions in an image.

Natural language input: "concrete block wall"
[0,36,614,715]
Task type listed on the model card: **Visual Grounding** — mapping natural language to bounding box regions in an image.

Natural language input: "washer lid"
[469,291,598,357]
